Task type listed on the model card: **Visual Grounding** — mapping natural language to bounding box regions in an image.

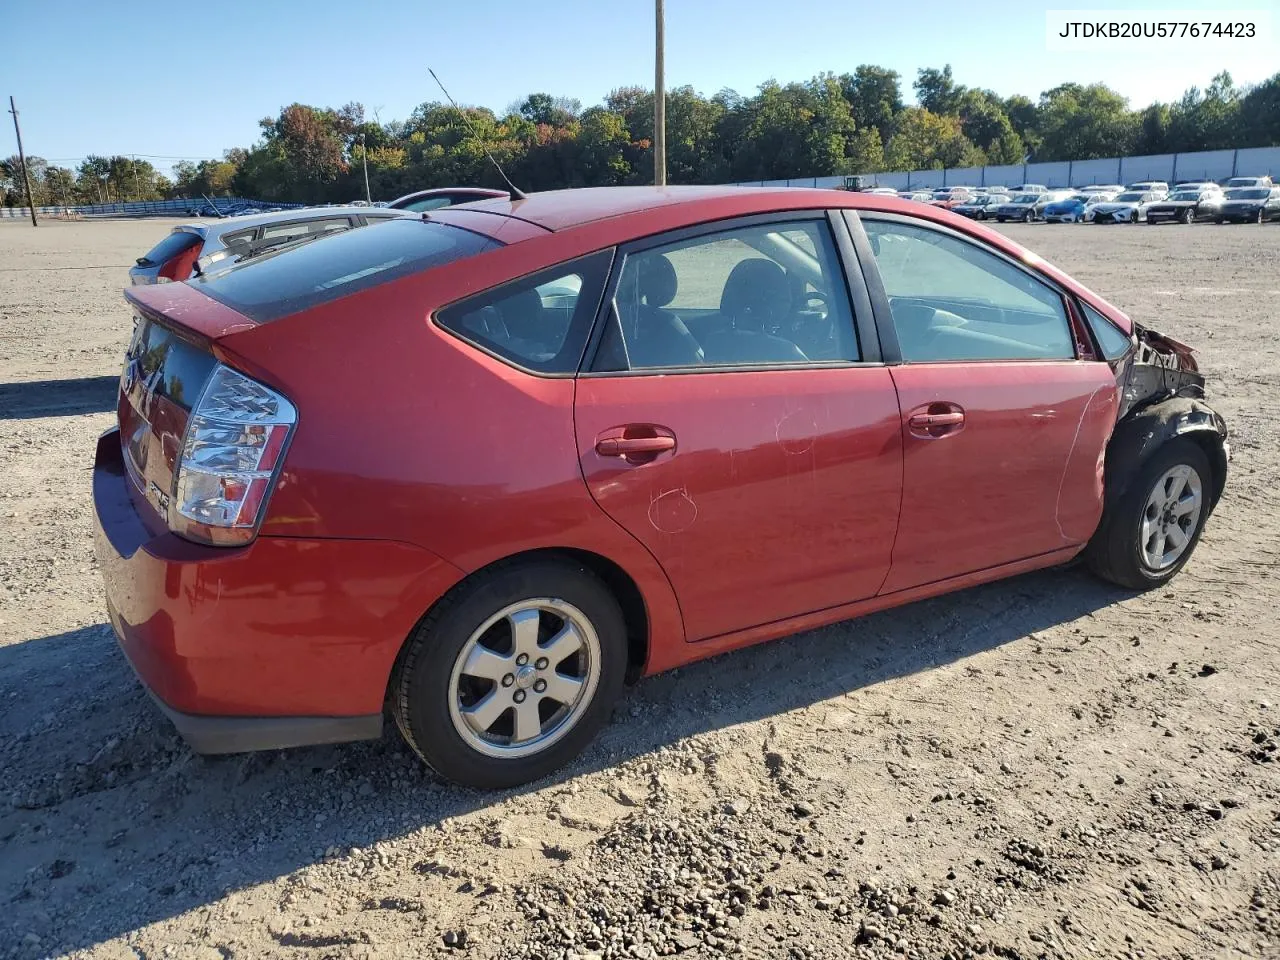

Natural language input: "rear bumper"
[92,429,466,753]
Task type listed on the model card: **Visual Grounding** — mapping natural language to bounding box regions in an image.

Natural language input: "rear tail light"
[170,364,296,546]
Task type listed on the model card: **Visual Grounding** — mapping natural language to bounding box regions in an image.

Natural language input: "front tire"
[1182,207,1195,224]
[391,557,628,788]
[1085,439,1212,590]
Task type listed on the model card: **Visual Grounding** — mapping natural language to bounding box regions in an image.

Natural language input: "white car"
[1086,190,1162,224]
[861,187,900,196]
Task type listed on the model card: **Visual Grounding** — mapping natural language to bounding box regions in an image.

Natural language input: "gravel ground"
[1,217,1278,960]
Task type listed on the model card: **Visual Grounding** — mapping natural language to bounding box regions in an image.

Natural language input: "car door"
[574,212,903,643]
[851,212,1119,594]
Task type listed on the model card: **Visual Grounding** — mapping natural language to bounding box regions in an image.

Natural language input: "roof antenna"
[428,68,527,201]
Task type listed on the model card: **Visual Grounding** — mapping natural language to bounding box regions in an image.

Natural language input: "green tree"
[914,65,965,116]
[1239,72,1280,146]
[839,65,903,143]
[885,108,983,170]
[1035,83,1137,160]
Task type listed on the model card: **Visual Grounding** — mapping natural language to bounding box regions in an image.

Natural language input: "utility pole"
[654,0,666,187]
[8,96,38,226]
[360,134,371,204]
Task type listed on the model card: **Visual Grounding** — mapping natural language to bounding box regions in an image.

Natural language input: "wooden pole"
[654,0,666,187]
[8,96,38,226]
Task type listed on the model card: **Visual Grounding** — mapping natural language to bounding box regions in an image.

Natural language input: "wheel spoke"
[539,623,584,667]
[1150,531,1167,564]
[462,689,510,733]
[513,699,542,743]
[541,671,585,706]
[1141,515,1159,554]
[461,644,512,682]
[1166,525,1187,550]
[508,608,542,657]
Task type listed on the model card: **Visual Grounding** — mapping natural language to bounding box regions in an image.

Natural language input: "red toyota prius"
[93,187,1228,788]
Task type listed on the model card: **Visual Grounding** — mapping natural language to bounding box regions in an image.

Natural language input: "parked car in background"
[96,185,1228,788]
[898,191,933,202]
[1225,176,1273,189]
[1087,190,1162,224]
[1125,181,1169,194]
[1144,187,1225,225]
[1008,184,1048,195]
[387,187,510,212]
[1173,181,1218,192]
[129,207,408,285]
[952,195,1006,220]
[862,187,900,196]
[1042,192,1113,223]
[995,190,1072,222]
[1217,186,1280,223]
[1078,184,1125,196]
[929,187,976,209]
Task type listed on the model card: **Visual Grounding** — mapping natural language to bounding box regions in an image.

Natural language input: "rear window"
[141,231,202,266]
[191,219,498,322]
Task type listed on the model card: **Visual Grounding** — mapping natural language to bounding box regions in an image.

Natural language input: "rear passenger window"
[863,218,1075,362]
[436,251,612,375]
[593,219,858,371]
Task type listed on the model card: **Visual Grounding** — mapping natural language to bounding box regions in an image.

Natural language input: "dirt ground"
[1,216,1278,960]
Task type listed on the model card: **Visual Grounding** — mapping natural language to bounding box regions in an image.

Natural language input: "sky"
[4,0,1278,175]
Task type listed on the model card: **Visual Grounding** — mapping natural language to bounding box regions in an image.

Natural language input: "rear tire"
[1085,439,1212,590]
[391,557,628,789]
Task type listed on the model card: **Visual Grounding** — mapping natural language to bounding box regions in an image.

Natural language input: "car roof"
[441,185,832,233]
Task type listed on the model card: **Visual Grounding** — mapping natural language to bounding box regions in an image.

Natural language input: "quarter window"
[1082,304,1134,360]
[436,251,612,374]
[593,219,858,371]
[862,219,1075,362]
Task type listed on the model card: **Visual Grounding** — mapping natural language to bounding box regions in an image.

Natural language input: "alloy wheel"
[1139,465,1203,571]
[447,598,601,759]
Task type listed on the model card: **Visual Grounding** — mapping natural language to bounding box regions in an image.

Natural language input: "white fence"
[0,197,303,220]
[738,146,1280,190]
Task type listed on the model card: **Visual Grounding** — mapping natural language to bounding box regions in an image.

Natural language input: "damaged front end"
[1103,321,1229,513]
[1116,323,1205,419]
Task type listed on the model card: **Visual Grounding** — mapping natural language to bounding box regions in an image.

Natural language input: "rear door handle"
[906,403,966,439]
[907,412,964,428]
[596,435,676,457]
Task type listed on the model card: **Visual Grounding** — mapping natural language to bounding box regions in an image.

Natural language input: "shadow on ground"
[0,566,1129,951]
[0,375,118,420]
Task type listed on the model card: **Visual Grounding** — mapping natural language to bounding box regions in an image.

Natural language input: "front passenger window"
[863,219,1075,362]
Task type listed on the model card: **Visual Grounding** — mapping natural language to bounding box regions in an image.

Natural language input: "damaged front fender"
[1102,323,1228,513]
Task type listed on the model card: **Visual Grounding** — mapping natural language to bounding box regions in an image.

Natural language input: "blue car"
[1042,193,1090,223]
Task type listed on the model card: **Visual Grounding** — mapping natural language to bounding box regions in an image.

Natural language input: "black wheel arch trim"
[1104,396,1228,514]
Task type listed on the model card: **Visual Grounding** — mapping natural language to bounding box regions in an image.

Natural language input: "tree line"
[4,64,1279,207]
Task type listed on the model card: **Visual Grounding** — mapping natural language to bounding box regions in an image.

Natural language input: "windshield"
[1114,192,1144,202]
[1168,192,1201,202]
[1227,188,1269,200]
[1011,195,1035,204]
